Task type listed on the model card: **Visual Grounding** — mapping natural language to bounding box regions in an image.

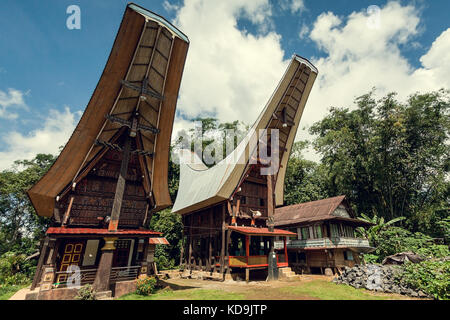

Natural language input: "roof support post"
[31,237,49,290]
[266,174,278,281]
[220,204,226,275]
[93,237,117,293]
[108,135,132,232]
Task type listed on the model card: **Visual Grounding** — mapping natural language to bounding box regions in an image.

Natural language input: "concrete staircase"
[278,267,301,281]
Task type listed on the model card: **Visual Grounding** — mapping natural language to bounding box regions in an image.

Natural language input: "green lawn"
[279,280,396,300]
[0,284,29,300]
[119,279,410,300]
[119,288,245,300]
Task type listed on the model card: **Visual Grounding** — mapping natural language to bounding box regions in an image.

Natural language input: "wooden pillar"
[180,216,185,266]
[207,210,213,272]
[93,237,117,292]
[140,239,150,277]
[245,235,250,266]
[245,267,250,283]
[38,238,57,292]
[225,230,231,276]
[188,215,193,272]
[284,237,288,264]
[108,136,132,232]
[31,237,49,290]
[266,174,278,280]
[220,204,226,275]
[187,236,192,271]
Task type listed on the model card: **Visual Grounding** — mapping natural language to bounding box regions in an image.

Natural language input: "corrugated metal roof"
[275,196,373,227]
[275,195,346,223]
[228,226,296,237]
[149,237,170,245]
[46,227,161,236]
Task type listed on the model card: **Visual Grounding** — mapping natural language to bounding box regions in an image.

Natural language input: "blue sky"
[0,0,449,168]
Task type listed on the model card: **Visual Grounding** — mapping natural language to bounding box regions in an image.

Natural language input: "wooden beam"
[30,237,49,290]
[62,195,74,226]
[188,216,192,272]
[108,135,132,232]
[225,230,231,276]
[180,216,185,266]
[220,204,226,275]
[207,209,212,272]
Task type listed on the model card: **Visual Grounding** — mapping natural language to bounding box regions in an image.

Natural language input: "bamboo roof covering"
[172,55,318,215]
[28,4,189,217]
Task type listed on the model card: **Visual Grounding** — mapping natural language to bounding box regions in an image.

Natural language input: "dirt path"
[8,286,37,300]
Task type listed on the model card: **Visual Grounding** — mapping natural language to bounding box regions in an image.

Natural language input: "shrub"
[395,260,450,300]
[136,276,158,296]
[361,254,379,264]
[75,284,96,300]
[417,245,450,259]
[0,252,33,285]
[372,227,433,262]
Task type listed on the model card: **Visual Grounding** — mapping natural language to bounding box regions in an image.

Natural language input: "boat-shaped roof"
[172,55,318,215]
[28,4,189,217]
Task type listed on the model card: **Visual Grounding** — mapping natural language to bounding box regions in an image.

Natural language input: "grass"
[0,284,30,300]
[279,280,396,300]
[119,288,245,300]
[118,279,409,300]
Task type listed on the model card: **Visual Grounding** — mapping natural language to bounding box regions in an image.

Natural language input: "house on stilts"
[274,196,374,276]
[173,55,319,282]
[26,3,189,299]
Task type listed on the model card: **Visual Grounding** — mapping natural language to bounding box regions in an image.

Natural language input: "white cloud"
[299,23,310,39]
[0,88,28,119]
[296,2,450,161]
[163,0,180,13]
[0,107,81,170]
[171,0,287,127]
[280,0,305,14]
[167,1,450,164]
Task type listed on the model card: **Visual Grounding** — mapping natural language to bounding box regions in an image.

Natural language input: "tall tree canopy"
[309,90,449,235]
[0,154,55,255]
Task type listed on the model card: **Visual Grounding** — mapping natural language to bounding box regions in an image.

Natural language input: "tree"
[356,213,406,245]
[284,141,329,205]
[0,154,55,255]
[149,209,183,270]
[310,90,450,234]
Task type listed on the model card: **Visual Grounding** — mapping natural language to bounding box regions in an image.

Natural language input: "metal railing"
[110,266,141,282]
[54,268,98,287]
[53,265,141,287]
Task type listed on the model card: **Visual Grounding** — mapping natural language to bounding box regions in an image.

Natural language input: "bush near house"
[75,284,96,300]
[136,276,158,296]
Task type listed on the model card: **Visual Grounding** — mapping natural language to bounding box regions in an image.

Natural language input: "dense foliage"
[395,257,450,300]
[149,209,183,270]
[0,154,55,286]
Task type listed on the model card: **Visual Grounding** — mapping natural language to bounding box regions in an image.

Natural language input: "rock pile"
[333,264,429,298]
